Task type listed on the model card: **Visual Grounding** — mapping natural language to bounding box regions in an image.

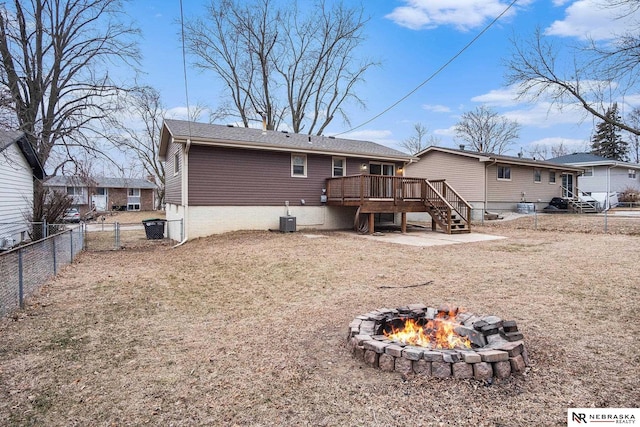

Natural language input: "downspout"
[173,138,191,248]
[484,158,498,219]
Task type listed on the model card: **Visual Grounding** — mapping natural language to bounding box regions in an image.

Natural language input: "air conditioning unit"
[279,216,296,232]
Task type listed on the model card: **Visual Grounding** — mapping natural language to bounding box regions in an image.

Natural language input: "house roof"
[548,152,640,169]
[43,176,157,189]
[416,146,585,172]
[159,119,415,162]
[0,130,46,179]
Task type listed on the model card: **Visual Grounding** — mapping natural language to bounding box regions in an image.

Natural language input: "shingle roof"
[418,146,585,171]
[161,119,414,161]
[548,152,640,169]
[0,130,45,179]
[44,176,157,189]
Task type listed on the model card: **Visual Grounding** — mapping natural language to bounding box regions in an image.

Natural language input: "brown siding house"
[159,119,414,239]
[43,176,157,213]
[405,146,584,217]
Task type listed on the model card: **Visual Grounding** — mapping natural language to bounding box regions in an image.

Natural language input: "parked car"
[63,208,81,223]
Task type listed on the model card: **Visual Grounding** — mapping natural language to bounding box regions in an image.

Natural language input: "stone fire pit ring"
[347,304,530,380]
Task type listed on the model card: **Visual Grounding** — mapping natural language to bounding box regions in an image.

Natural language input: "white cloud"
[545,0,639,41]
[471,87,521,107]
[385,0,529,31]
[503,101,588,128]
[422,104,452,113]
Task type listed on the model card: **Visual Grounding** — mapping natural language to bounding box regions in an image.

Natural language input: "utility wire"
[333,0,519,137]
[179,0,193,137]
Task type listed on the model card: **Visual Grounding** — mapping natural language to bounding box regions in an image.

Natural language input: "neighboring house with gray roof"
[405,146,585,218]
[0,130,46,248]
[43,176,157,214]
[548,153,640,208]
[159,119,416,239]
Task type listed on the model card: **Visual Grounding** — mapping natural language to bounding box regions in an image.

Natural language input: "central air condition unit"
[279,216,296,232]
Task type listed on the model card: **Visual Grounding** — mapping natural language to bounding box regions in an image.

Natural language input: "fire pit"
[347,304,530,380]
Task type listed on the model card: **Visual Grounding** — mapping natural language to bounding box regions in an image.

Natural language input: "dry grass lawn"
[0,213,638,426]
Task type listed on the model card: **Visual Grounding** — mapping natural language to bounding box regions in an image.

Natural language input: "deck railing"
[326,175,424,204]
[426,180,472,223]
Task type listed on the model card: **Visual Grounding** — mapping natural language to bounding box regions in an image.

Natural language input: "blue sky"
[127,0,639,157]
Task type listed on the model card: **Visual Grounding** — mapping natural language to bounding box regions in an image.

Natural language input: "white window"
[497,165,511,180]
[174,151,180,175]
[629,169,637,179]
[332,157,346,177]
[67,186,82,196]
[583,167,593,177]
[534,169,541,183]
[549,171,556,184]
[291,154,307,177]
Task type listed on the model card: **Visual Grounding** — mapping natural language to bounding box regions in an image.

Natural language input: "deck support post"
[369,212,375,234]
[431,217,436,231]
[401,212,407,233]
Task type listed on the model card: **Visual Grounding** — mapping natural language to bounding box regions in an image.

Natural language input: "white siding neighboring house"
[0,131,46,248]
[548,153,640,208]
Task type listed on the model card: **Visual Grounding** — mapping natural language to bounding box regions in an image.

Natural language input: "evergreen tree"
[591,103,629,161]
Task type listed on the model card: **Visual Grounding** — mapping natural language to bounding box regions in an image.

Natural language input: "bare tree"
[184,0,376,135]
[627,107,640,163]
[0,0,140,172]
[505,5,640,137]
[399,123,439,155]
[454,106,520,154]
[114,86,166,209]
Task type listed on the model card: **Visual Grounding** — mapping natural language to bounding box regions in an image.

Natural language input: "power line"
[333,0,519,137]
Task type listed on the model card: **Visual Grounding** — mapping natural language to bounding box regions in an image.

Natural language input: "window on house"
[128,188,140,197]
[497,165,511,180]
[291,154,307,177]
[534,169,541,183]
[583,167,593,177]
[96,187,106,196]
[66,186,82,196]
[629,169,637,179]
[174,151,180,175]
[549,171,556,184]
[332,157,346,177]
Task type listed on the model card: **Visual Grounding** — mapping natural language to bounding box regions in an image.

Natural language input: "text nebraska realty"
[572,412,636,424]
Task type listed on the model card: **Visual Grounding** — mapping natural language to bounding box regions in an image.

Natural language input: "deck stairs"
[424,180,471,234]
[568,199,599,214]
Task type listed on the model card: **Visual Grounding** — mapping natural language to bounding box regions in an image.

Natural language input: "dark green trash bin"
[142,219,166,239]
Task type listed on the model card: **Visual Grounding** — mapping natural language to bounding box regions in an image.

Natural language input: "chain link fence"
[0,224,84,317]
[472,208,640,235]
[84,219,182,251]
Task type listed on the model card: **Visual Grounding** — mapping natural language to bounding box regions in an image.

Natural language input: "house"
[43,176,157,214]
[547,153,640,208]
[159,119,459,240]
[405,146,585,218]
[0,130,46,248]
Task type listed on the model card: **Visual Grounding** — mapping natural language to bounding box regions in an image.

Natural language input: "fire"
[383,314,471,350]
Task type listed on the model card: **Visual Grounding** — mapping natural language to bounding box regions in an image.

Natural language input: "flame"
[383,313,471,349]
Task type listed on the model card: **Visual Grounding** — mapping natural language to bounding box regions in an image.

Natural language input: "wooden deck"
[325,175,472,234]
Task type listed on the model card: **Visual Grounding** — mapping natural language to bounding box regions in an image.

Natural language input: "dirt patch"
[0,220,638,425]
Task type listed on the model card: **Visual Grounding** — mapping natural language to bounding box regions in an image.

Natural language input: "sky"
[125,0,640,158]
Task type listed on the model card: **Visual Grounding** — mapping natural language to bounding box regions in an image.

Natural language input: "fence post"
[115,222,120,249]
[52,236,57,275]
[18,248,24,309]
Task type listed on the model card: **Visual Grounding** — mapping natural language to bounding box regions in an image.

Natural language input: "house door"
[562,174,574,198]
[369,163,395,198]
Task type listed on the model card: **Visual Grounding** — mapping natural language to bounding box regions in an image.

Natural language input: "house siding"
[165,139,182,204]
[486,163,563,207]
[0,143,34,244]
[405,151,485,202]
[187,146,398,207]
[579,166,640,193]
